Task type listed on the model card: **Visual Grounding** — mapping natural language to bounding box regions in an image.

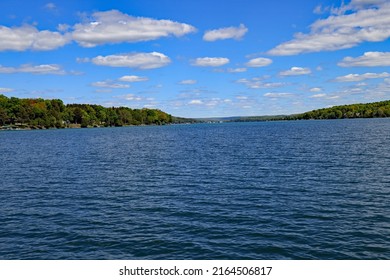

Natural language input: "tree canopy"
[288,100,390,120]
[229,100,390,122]
[0,95,173,128]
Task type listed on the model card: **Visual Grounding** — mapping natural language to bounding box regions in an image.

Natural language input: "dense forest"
[0,95,173,129]
[288,100,390,120]
[230,100,390,122]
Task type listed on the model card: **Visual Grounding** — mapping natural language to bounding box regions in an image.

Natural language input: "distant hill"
[171,116,200,124]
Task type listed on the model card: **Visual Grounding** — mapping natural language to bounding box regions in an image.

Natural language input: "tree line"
[0,95,173,128]
[288,100,390,120]
[226,100,390,122]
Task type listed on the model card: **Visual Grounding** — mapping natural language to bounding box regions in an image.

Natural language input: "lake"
[1,119,389,259]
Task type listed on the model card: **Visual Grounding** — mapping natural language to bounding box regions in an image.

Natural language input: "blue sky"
[1,0,390,118]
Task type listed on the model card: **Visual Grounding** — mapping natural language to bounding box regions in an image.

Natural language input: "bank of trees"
[0,95,173,128]
[288,100,390,120]
[232,100,390,122]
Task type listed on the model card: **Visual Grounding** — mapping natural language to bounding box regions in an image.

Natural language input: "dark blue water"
[1,119,390,259]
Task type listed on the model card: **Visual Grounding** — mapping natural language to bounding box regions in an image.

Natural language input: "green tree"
[0,107,8,125]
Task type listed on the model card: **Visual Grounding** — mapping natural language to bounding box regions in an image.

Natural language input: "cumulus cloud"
[279,67,311,76]
[245,57,272,68]
[310,93,327,98]
[268,2,390,55]
[0,10,196,51]
[91,52,171,69]
[310,87,322,92]
[0,64,66,75]
[338,52,390,67]
[333,72,390,82]
[72,10,196,47]
[118,75,149,82]
[188,99,203,105]
[191,57,230,67]
[0,9,197,51]
[337,0,387,12]
[0,25,69,51]
[203,24,248,41]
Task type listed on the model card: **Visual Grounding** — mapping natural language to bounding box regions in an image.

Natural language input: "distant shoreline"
[2,95,390,130]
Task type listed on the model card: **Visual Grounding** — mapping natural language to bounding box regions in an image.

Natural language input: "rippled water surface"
[1,119,390,259]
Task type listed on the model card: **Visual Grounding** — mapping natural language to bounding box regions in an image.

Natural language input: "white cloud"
[333,72,390,82]
[0,10,196,52]
[31,30,70,51]
[91,52,171,69]
[179,79,197,85]
[279,67,311,76]
[0,64,66,75]
[118,75,149,82]
[268,2,390,55]
[345,0,387,10]
[72,10,196,47]
[203,24,248,41]
[0,87,13,93]
[245,57,272,68]
[338,52,390,67]
[57,24,70,32]
[143,103,158,108]
[310,93,327,98]
[264,92,295,97]
[310,87,322,92]
[91,81,130,89]
[191,57,229,67]
[310,93,340,99]
[188,99,203,105]
[0,25,69,51]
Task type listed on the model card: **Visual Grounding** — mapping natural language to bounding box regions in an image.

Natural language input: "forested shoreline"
[0,95,173,129]
[2,95,390,130]
[289,100,390,120]
[230,100,390,122]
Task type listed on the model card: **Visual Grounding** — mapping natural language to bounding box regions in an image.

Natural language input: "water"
[1,119,390,259]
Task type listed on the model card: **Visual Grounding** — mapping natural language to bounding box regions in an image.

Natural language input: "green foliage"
[288,100,390,120]
[0,95,173,129]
